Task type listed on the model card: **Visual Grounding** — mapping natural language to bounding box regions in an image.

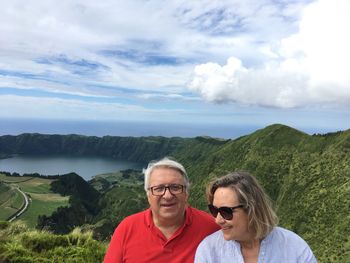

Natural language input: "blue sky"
[1,0,349,135]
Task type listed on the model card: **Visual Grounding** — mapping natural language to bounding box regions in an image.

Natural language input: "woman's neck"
[239,238,261,263]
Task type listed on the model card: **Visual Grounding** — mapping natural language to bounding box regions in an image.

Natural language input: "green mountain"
[36,173,101,234]
[0,133,191,162]
[179,124,350,262]
[0,124,349,262]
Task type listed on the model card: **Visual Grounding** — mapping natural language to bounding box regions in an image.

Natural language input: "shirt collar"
[144,206,193,228]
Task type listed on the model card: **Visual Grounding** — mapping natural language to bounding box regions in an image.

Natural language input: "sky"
[1,0,349,136]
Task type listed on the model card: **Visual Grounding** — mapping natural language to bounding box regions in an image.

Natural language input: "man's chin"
[159,207,182,218]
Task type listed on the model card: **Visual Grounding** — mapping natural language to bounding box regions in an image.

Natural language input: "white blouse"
[194,227,317,263]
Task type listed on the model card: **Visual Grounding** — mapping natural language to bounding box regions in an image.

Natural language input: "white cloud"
[188,0,350,108]
[0,0,300,97]
[188,57,309,108]
[1,0,348,133]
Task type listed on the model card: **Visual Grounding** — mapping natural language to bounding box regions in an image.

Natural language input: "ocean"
[0,119,262,139]
[0,118,344,139]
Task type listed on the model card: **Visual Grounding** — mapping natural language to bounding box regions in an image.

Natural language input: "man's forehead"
[149,166,184,181]
[151,166,183,174]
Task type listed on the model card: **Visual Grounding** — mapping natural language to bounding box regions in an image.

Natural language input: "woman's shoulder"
[272,227,306,240]
[263,227,317,262]
[267,226,311,248]
[200,229,223,244]
[195,230,241,262]
[198,230,240,249]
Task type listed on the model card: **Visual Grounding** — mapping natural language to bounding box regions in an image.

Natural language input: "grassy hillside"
[36,173,100,234]
[0,134,190,162]
[177,124,350,262]
[0,221,106,262]
[0,124,349,262]
[0,182,24,220]
[89,169,144,192]
[0,174,69,227]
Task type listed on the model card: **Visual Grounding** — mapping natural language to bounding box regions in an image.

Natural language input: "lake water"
[0,155,144,181]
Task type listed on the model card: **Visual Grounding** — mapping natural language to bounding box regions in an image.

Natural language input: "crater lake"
[0,155,144,181]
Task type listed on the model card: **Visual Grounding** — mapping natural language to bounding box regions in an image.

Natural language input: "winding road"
[8,187,30,222]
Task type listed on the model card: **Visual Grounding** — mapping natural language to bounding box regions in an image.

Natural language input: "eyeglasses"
[148,184,185,196]
[208,204,244,220]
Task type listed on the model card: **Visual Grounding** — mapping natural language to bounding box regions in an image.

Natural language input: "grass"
[0,174,69,227]
[0,187,24,221]
[18,181,52,194]
[90,170,144,192]
[0,183,12,206]
[0,174,33,183]
[0,221,108,262]
[20,197,69,228]
[11,189,24,209]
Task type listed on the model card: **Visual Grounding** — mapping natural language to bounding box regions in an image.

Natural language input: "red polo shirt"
[103,206,219,263]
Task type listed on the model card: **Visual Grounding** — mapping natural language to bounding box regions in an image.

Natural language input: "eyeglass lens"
[151,184,184,196]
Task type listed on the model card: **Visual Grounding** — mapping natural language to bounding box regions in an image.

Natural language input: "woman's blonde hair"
[207,171,278,239]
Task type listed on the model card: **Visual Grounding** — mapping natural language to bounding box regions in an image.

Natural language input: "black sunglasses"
[208,204,244,220]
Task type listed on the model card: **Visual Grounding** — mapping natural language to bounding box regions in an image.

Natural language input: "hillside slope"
[0,134,191,162]
[177,124,350,262]
[0,124,349,262]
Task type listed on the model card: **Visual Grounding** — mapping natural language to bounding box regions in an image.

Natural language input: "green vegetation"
[89,169,144,192]
[19,182,51,194]
[21,195,69,228]
[37,173,100,234]
[178,125,350,263]
[0,174,69,227]
[0,133,190,162]
[93,182,148,240]
[0,221,107,263]
[0,183,24,220]
[0,124,349,262]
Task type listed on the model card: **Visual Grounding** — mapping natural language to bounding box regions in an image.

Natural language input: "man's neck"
[153,212,186,239]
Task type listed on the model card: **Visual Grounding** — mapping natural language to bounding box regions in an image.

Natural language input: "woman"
[195,171,317,263]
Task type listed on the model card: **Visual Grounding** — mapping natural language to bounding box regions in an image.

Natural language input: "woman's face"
[213,187,253,242]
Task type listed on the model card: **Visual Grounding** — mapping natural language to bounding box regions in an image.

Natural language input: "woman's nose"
[215,213,226,224]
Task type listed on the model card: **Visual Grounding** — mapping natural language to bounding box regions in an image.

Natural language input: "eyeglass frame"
[208,204,244,220]
[147,184,186,196]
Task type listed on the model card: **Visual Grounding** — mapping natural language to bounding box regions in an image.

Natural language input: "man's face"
[147,167,188,224]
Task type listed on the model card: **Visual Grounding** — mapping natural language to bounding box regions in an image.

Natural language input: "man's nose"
[162,187,174,198]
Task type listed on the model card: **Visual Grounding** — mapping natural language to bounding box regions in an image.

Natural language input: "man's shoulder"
[187,206,219,230]
[119,209,148,226]
[189,206,212,219]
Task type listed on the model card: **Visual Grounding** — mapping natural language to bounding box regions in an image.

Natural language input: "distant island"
[0,124,349,262]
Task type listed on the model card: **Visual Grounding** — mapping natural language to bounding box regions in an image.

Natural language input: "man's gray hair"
[143,157,190,192]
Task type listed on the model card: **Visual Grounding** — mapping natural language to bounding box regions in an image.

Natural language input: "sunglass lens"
[219,207,233,220]
[208,205,218,217]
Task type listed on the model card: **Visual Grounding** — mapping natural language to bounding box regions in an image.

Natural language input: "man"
[103,157,219,263]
